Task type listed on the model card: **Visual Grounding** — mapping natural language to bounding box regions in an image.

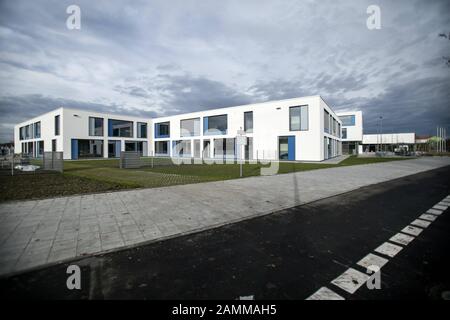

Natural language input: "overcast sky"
[1,0,449,142]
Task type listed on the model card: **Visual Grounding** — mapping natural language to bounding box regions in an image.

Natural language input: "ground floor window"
[108,140,121,158]
[125,141,146,156]
[173,140,191,157]
[52,139,57,152]
[155,141,169,156]
[78,139,103,158]
[214,138,235,159]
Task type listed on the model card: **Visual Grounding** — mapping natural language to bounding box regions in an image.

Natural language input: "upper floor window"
[342,128,347,139]
[324,110,330,133]
[340,115,355,126]
[204,114,227,135]
[180,118,200,137]
[89,117,104,136]
[55,115,60,136]
[244,111,253,133]
[137,122,147,138]
[108,119,133,137]
[25,124,31,139]
[155,122,170,138]
[19,126,25,140]
[290,105,308,131]
[34,122,41,138]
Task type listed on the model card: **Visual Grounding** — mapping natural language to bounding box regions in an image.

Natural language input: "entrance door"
[278,136,295,160]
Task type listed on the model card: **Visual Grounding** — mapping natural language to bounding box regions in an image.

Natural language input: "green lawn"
[1,156,410,202]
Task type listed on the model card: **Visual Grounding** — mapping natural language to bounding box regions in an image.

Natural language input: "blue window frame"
[155,122,170,138]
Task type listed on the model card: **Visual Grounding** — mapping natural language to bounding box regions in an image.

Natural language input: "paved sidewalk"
[0,157,449,276]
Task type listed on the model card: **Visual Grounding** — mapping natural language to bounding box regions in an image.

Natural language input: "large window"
[89,117,104,136]
[340,115,355,126]
[55,115,60,136]
[324,110,330,133]
[173,140,191,157]
[155,122,170,138]
[204,114,227,135]
[180,118,200,137]
[290,105,308,131]
[342,128,347,139]
[155,141,169,156]
[125,141,146,155]
[78,139,103,158]
[34,122,41,138]
[244,111,253,133]
[19,127,25,140]
[108,119,133,137]
[25,125,30,139]
[137,122,147,138]
[214,138,235,159]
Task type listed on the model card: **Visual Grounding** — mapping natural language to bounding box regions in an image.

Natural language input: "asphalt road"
[1,165,449,300]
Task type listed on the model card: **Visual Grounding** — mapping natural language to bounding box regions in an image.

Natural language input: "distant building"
[336,111,363,155]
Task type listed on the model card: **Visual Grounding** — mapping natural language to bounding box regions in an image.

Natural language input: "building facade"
[14,95,343,161]
[336,111,363,155]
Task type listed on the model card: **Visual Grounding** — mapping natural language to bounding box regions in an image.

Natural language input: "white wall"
[362,133,415,144]
[336,110,363,142]
[14,108,63,156]
[62,108,150,159]
[153,95,330,161]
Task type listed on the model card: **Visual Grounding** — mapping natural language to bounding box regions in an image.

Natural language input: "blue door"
[71,139,78,160]
[287,136,296,160]
[279,136,296,161]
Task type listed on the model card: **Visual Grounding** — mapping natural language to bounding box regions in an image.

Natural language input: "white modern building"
[362,133,416,152]
[14,95,343,162]
[336,111,363,155]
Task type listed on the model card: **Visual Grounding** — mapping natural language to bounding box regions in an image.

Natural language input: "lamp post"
[378,116,383,153]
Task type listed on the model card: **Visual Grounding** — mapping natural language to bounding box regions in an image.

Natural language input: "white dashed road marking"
[307,287,345,300]
[331,268,370,294]
[357,253,389,269]
[374,242,403,258]
[306,195,449,299]
[401,225,423,236]
[411,219,431,228]
[426,208,442,215]
[419,214,437,222]
[389,233,415,246]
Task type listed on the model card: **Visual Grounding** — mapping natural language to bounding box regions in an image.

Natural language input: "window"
[214,138,235,159]
[340,115,355,126]
[108,119,133,137]
[155,141,169,156]
[324,110,330,133]
[37,141,44,157]
[173,140,191,157]
[243,111,253,133]
[125,141,145,155]
[78,139,103,158]
[19,127,25,140]
[342,128,347,139]
[290,105,308,131]
[180,118,200,137]
[55,115,60,135]
[34,122,41,138]
[137,122,147,138]
[155,122,170,138]
[52,139,57,151]
[25,125,30,139]
[204,115,227,135]
[89,117,104,136]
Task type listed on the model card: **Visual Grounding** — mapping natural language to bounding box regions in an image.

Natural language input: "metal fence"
[120,151,142,169]
[43,151,64,172]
